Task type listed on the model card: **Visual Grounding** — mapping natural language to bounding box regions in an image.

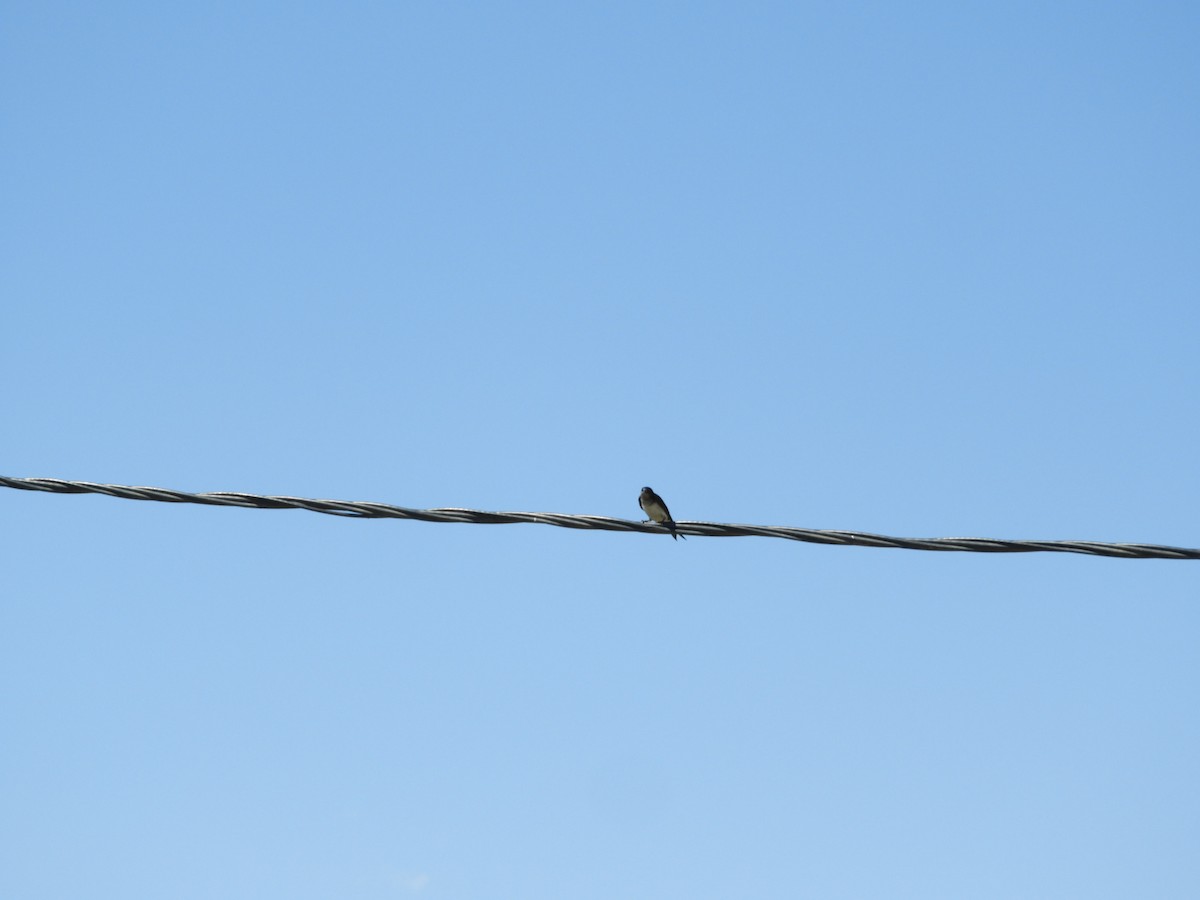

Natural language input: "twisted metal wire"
[2,475,1196,560]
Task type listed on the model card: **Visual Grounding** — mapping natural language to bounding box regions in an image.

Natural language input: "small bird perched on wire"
[639,486,684,540]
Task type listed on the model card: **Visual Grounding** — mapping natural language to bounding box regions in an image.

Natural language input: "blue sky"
[2,2,1197,898]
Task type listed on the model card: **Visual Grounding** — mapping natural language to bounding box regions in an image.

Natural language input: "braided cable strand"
[2,475,1196,560]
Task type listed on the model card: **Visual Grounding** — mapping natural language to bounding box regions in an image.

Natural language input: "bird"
[639,486,684,540]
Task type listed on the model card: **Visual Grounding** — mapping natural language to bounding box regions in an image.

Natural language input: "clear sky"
[2,2,1198,898]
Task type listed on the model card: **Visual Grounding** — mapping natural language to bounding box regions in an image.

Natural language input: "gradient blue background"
[3,3,1197,898]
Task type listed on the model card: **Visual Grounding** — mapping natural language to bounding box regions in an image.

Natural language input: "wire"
[1,475,1195,560]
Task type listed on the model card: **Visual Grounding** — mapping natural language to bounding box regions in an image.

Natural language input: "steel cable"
[2,475,1195,560]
